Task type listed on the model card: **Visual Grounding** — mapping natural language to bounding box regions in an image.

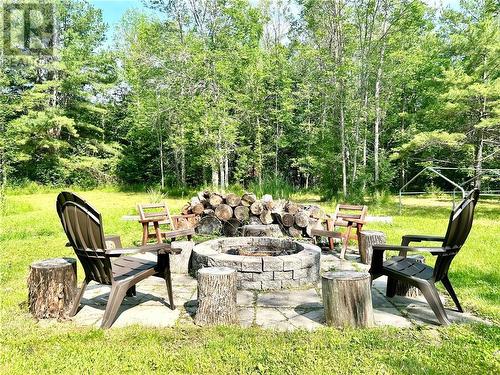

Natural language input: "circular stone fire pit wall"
[191,237,321,290]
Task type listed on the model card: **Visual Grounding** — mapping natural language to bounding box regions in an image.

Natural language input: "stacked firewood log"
[182,191,326,238]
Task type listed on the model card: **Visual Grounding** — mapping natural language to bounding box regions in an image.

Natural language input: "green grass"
[1,190,499,374]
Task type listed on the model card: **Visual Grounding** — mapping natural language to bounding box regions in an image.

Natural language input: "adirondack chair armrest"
[105,243,179,256]
[401,234,445,244]
[105,247,145,256]
[370,244,445,271]
[372,244,446,254]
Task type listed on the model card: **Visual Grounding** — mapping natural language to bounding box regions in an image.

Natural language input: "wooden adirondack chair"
[56,192,180,329]
[137,202,196,245]
[311,204,367,259]
[369,189,479,325]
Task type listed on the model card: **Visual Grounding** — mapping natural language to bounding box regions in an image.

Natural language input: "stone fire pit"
[191,237,321,290]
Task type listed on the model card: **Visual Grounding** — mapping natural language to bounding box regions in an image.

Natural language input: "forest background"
[1,0,498,201]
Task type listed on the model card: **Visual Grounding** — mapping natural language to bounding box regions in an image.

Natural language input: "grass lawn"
[0,189,499,374]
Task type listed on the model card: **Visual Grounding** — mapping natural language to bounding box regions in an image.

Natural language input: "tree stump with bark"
[195,267,237,326]
[322,271,374,328]
[394,254,425,297]
[27,258,77,319]
[359,230,386,264]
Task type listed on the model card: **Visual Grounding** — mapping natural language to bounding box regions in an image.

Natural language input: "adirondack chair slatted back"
[57,192,112,285]
[433,189,479,281]
[333,204,367,228]
[137,202,174,228]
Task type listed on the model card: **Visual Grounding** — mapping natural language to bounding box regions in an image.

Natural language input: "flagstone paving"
[68,251,489,330]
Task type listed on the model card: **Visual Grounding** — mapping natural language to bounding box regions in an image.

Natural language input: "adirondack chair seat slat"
[112,257,157,282]
[383,257,434,279]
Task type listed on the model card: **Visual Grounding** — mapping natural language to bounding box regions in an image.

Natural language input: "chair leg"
[441,276,463,312]
[126,285,136,297]
[101,285,127,329]
[70,278,88,317]
[142,223,149,246]
[326,219,335,250]
[419,282,451,325]
[386,276,397,298]
[339,236,348,259]
[163,255,175,310]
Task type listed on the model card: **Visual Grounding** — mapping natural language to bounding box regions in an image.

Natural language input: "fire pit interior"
[191,237,321,290]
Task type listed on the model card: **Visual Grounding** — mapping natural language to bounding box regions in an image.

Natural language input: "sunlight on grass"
[0,190,499,374]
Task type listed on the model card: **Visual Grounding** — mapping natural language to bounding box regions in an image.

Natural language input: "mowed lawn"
[0,189,499,374]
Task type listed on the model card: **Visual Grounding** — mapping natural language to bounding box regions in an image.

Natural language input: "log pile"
[182,191,326,238]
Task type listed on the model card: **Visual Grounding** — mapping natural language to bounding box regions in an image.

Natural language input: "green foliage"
[2,0,498,197]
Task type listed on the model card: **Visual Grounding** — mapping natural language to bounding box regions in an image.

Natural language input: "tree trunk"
[322,271,374,328]
[28,258,77,319]
[374,15,388,185]
[195,267,237,326]
[211,165,219,187]
[340,100,347,196]
[475,134,483,189]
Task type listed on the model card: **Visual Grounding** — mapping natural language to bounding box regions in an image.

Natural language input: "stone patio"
[69,251,488,330]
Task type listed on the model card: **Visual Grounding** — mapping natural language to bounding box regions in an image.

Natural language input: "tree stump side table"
[195,267,237,326]
[322,271,374,328]
[359,230,386,265]
[27,258,77,319]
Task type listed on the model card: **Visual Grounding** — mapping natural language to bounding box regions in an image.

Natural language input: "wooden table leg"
[141,223,149,246]
[154,221,162,243]
[326,219,335,250]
